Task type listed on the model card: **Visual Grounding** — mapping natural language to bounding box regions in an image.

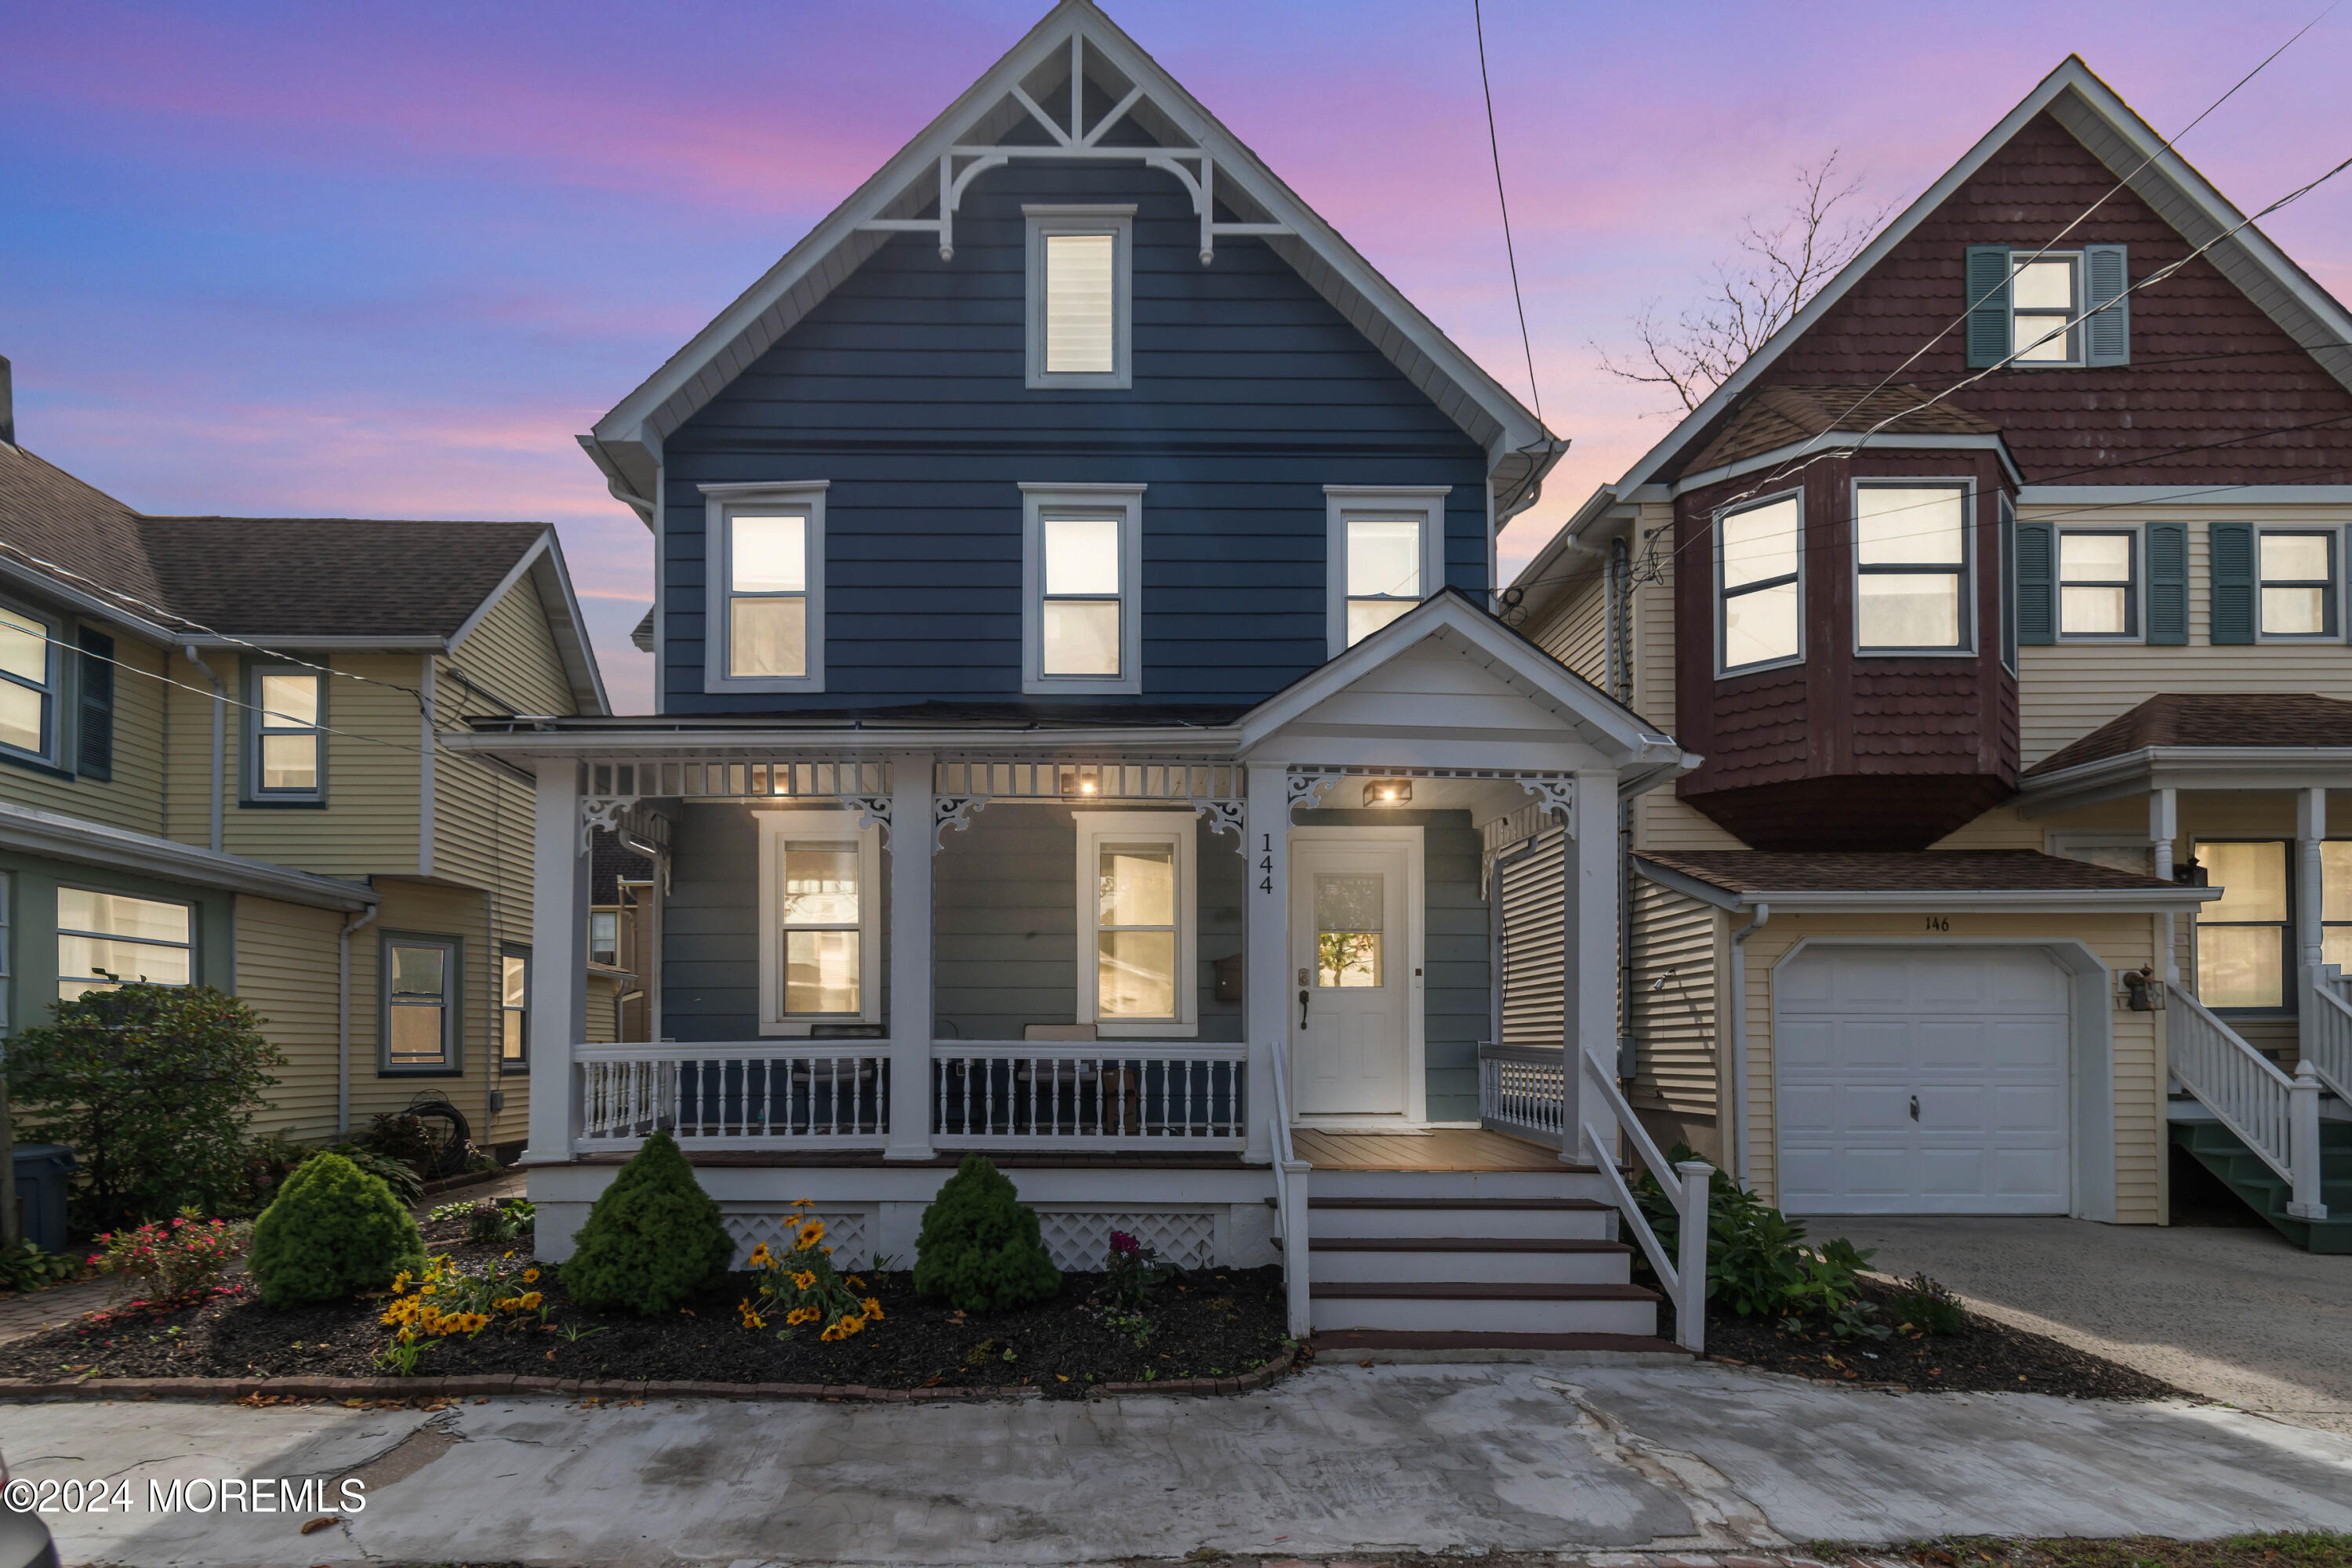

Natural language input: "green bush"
[1886,1272,1966,1334]
[249,1152,426,1308]
[5,982,284,1232]
[315,1145,425,1207]
[1633,1143,1873,1319]
[913,1155,1061,1312]
[561,1131,732,1315]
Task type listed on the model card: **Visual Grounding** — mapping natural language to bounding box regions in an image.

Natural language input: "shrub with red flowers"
[88,1207,249,1307]
[1103,1229,1173,1309]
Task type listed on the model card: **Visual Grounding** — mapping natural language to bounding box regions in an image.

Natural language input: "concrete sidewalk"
[3,1363,2349,1566]
[1840,1217,2352,1436]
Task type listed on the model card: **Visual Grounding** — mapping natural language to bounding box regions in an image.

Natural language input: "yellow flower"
[839,1314,865,1336]
[792,1271,816,1290]
[419,1283,437,1296]
[862,1297,884,1321]
[522,1268,540,1283]
[520,1291,543,1309]
[846,1276,866,1291]
[786,1306,819,1326]
[790,1198,814,1210]
[391,1272,411,1294]
[746,1243,771,1265]
[819,1320,848,1342]
[796,1220,826,1247]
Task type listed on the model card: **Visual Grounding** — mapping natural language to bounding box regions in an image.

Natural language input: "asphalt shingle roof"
[2028,692,2352,776]
[1684,384,2002,474]
[1639,848,2184,895]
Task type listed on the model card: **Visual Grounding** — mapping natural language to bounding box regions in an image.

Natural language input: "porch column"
[2298,786,2326,1062]
[524,757,588,1165]
[1565,770,1618,1164]
[886,751,936,1160]
[1243,761,1290,1164]
[2150,788,2178,983]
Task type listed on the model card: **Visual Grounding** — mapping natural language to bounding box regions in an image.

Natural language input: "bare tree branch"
[1595,154,1891,412]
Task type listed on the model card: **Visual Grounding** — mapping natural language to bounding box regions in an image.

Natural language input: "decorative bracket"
[837,793,893,845]
[580,796,637,852]
[934,794,989,848]
[1191,795,1247,852]
[1285,771,1341,818]
[1514,775,1578,832]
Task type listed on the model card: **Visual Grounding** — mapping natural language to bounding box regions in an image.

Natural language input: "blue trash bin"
[12,1145,75,1254]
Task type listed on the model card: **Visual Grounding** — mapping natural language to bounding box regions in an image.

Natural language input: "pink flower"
[1109,1231,1139,1255]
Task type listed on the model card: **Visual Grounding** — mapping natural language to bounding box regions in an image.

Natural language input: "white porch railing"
[576,1044,890,1151]
[2314,967,2352,1102]
[1577,1047,1711,1353]
[1267,1054,1311,1338]
[929,1042,1249,1149]
[1478,1043,1566,1142]
[2170,986,2329,1220]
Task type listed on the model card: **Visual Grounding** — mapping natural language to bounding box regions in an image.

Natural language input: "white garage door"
[1777,946,2071,1215]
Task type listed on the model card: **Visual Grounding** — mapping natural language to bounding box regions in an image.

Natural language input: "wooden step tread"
[1307,1196,1612,1210]
[1310,1281,1659,1302]
[1312,1330,1690,1356]
[1307,1236,1628,1254]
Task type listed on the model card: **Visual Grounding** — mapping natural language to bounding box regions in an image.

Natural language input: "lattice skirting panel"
[720,1207,877,1270]
[1032,1208,1217,1271]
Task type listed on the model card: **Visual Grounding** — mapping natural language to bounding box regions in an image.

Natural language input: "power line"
[1473,0,1541,424]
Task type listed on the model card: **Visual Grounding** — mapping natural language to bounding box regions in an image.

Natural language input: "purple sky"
[5,1,2347,713]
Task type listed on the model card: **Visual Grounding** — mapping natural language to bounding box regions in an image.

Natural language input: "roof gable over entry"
[583,0,1558,524]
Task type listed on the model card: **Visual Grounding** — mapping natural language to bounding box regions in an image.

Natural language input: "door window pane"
[1044,233,1116,374]
[1314,873,1384,988]
[784,930,860,1014]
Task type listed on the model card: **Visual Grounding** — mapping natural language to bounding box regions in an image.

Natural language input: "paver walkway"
[1840,1216,2352,1436]
[3,1363,2349,1565]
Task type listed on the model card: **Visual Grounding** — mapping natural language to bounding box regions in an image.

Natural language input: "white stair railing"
[1267,1055,1310,1339]
[2312,966,2352,1102]
[1478,1043,1566,1142]
[2170,985,2328,1221]
[1576,1047,1711,1352]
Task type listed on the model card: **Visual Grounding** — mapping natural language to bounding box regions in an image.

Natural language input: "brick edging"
[0,1345,1304,1406]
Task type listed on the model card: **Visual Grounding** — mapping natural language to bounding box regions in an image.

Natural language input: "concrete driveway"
[1838,1217,2352,1436]
[3,1363,2349,1566]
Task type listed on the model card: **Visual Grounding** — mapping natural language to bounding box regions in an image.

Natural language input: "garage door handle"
[1909,1094,1920,1122]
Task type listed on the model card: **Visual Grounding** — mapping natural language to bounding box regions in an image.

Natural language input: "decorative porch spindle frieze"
[930,757,1247,851]
[575,760,895,848]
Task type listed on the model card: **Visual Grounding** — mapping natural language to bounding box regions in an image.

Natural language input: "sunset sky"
[5,0,2347,711]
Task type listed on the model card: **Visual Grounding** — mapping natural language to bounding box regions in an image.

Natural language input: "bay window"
[1715,491,1802,674]
[58,887,191,999]
[1855,481,1972,653]
[702,481,827,693]
[756,809,880,1034]
[1025,205,1132,389]
[1022,484,1143,694]
[383,935,459,1071]
[0,602,57,764]
[2194,840,2288,1011]
[2258,529,2337,639]
[1325,487,1449,656]
[1076,812,1196,1036]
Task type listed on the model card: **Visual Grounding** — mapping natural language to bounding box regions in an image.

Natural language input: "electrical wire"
[1474,0,1543,426]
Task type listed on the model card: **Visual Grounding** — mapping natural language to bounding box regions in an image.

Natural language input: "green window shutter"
[2085,244,2130,366]
[2016,521,2056,644]
[74,627,114,780]
[2209,522,2256,644]
[2146,521,2187,644]
[1965,245,2013,368]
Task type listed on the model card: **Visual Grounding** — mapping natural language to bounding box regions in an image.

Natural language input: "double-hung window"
[2258,529,2338,639]
[702,481,827,693]
[248,665,325,801]
[59,888,191,1000]
[383,935,459,1072]
[2057,528,2138,639]
[2194,840,2289,1011]
[1075,812,1196,1036]
[2322,842,2352,974]
[2011,254,2083,365]
[588,910,619,967]
[1022,484,1143,694]
[1855,481,1972,653]
[500,949,528,1070]
[0,602,58,765]
[1025,205,1132,389]
[1715,491,1802,674]
[1325,487,1449,656]
[756,809,880,1034]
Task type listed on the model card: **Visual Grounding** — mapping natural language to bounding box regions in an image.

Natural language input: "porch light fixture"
[1058,765,1102,799]
[1363,778,1412,807]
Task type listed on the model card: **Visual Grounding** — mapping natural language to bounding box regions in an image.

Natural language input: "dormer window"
[1026,206,1132,390]
[1022,482,1144,694]
[701,481,828,693]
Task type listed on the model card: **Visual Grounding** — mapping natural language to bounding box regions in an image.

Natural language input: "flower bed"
[0,1210,1292,1401]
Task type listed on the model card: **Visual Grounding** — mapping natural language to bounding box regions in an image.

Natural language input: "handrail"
[1269,1051,1310,1338]
[1577,1047,1710,1353]
[2311,970,2352,1102]
[2168,984,2297,1181]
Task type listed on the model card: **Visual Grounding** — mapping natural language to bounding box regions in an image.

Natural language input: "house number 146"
[1923,916,1950,932]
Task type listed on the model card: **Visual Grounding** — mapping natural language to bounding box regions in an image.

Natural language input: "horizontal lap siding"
[1499,830,1563,1047]
[233,896,344,1143]
[1531,564,1608,687]
[1627,549,1747,853]
[663,162,1487,713]
[450,580,576,719]
[1631,880,1720,1117]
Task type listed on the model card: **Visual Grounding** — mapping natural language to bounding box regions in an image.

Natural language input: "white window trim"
[2253,524,2343,644]
[244,661,328,804]
[1075,810,1198,1038]
[1020,482,1145,695]
[0,595,60,768]
[380,931,460,1075]
[1025,204,1134,390]
[1323,485,1450,659]
[756,808,882,1036]
[2054,522,2144,644]
[1714,487,1806,677]
[2011,250,2085,368]
[499,947,530,1073]
[701,481,829,695]
[1851,477,1979,659]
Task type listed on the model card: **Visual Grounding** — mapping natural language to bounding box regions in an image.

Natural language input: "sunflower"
[862,1297,884,1321]
[521,1268,540,1283]
[792,1270,817,1290]
[786,1306,820,1326]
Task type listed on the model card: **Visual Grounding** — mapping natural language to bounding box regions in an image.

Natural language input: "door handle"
[1298,989,1310,1029]
[1909,1094,1920,1123]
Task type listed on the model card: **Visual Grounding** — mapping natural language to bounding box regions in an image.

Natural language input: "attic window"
[1965,245,2129,369]
[1026,206,1132,390]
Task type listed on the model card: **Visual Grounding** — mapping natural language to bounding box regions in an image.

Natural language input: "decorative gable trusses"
[1513,54,2352,606]
[581,0,1560,529]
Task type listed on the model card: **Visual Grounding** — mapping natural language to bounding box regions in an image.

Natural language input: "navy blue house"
[459,0,1701,1345]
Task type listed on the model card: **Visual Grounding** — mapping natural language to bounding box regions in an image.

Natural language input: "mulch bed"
[1662,1275,2190,1401]
[0,1212,1291,1402]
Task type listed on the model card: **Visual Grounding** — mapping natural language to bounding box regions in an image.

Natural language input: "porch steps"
[2170,1120,2352,1254]
[1309,1236,1632,1285]
[1307,1281,1658,1336]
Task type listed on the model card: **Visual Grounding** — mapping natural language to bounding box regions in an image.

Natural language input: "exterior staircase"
[1297,1161,1664,1344]
[2171,1117,2352,1253]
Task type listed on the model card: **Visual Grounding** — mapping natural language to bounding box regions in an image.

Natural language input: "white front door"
[1777,946,2072,1215]
[1290,837,1413,1116]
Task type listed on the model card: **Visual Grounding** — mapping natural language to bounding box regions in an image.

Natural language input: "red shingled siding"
[1751,111,2352,485]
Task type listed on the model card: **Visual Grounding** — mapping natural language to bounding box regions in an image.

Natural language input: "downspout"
[1727,902,1770,1183]
[183,645,225,852]
[1610,536,1635,1079]
[337,904,379,1139]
